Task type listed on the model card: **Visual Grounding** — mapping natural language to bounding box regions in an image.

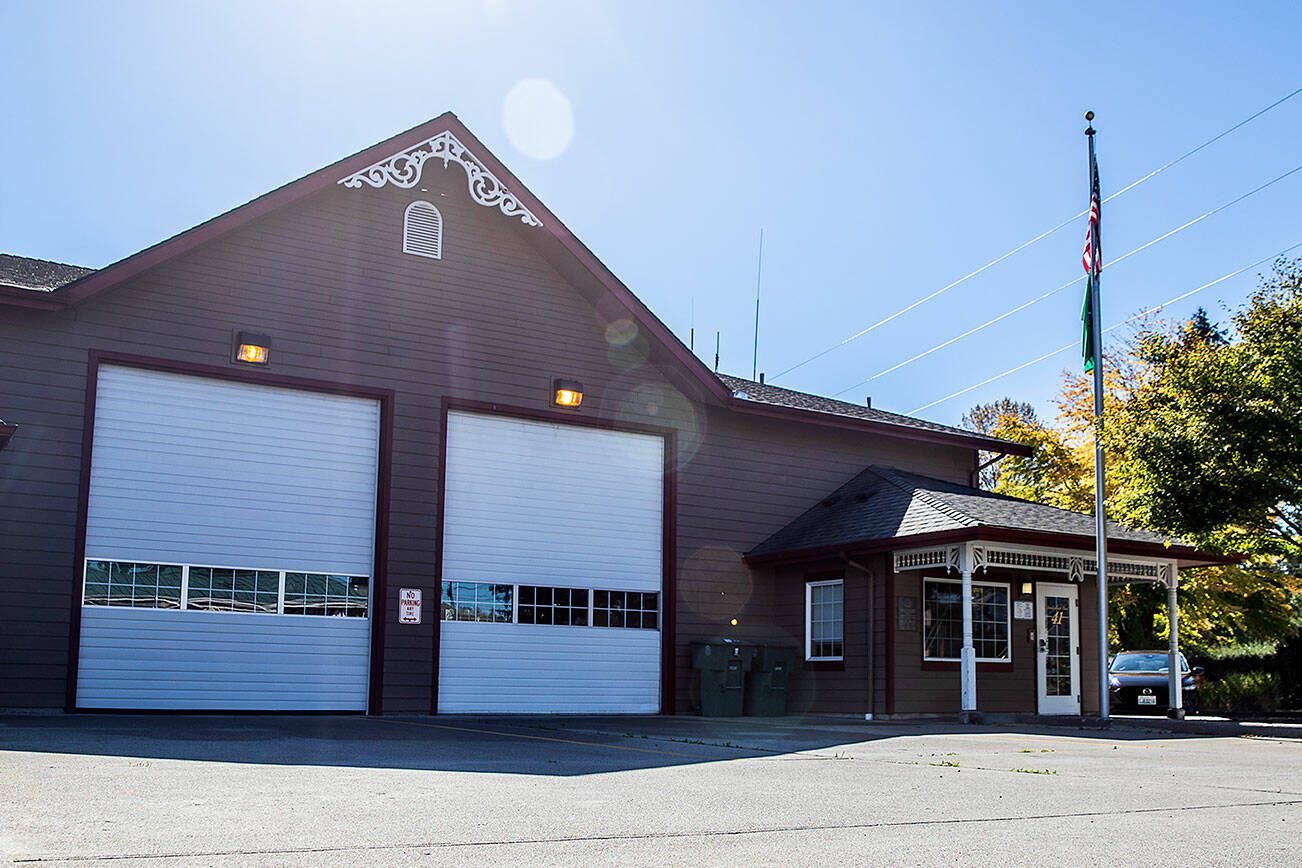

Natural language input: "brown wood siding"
[0,162,976,711]
[758,552,891,716]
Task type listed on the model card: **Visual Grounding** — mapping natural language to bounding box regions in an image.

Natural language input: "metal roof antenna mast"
[752,228,764,382]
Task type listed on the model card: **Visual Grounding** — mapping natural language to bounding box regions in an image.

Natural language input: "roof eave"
[725,397,1033,456]
[0,285,68,310]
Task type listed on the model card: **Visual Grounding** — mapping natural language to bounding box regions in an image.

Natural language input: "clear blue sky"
[3,1,1299,426]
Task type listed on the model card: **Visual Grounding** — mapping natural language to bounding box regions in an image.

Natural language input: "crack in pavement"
[13,798,1302,863]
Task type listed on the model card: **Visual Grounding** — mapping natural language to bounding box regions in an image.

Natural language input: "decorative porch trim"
[894,539,1175,585]
[338,130,543,227]
[893,547,956,572]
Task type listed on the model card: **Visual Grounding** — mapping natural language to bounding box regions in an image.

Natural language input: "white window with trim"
[922,577,1011,662]
[403,200,443,259]
[805,578,844,661]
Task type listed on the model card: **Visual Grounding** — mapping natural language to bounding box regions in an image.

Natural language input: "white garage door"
[75,364,380,710]
[438,410,664,713]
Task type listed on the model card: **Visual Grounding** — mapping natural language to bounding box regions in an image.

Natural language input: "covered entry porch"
[746,465,1230,719]
[892,541,1186,719]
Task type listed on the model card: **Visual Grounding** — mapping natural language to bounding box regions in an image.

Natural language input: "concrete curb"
[1106,715,1302,739]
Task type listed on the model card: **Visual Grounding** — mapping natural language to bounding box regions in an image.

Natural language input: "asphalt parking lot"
[1,714,1299,866]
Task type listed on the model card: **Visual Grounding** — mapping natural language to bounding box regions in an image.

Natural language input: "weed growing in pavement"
[1010,767,1058,775]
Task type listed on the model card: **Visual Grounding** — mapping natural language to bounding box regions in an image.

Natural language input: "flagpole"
[1086,111,1110,721]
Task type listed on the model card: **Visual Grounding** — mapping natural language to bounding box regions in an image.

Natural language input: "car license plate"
[1138,695,1157,705]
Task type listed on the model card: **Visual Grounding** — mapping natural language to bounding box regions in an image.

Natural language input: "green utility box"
[744,645,797,716]
[690,638,754,717]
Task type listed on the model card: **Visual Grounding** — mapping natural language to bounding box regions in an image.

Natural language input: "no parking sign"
[398,588,422,624]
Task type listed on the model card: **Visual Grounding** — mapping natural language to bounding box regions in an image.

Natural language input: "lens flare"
[503,79,575,161]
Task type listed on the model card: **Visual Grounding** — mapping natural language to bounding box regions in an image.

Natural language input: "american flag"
[1082,167,1100,274]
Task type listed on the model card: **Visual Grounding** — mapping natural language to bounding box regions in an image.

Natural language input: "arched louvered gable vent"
[403,200,443,259]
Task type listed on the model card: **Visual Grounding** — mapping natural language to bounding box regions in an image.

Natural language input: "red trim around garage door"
[432,397,678,715]
[63,350,396,714]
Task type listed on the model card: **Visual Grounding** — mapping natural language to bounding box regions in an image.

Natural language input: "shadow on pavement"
[0,711,1265,777]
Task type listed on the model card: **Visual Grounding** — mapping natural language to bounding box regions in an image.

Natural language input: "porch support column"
[959,543,977,715]
[1166,564,1184,719]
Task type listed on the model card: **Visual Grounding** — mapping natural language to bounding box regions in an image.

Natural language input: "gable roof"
[746,465,1231,566]
[0,112,1025,456]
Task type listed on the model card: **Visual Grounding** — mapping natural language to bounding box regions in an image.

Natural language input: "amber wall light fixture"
[233,331,271,366]
[552,379,584,408]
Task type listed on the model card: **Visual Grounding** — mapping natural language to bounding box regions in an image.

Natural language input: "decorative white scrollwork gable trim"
[338,130,543,228]
[970,545,988,574]
[1068,557,1085,584]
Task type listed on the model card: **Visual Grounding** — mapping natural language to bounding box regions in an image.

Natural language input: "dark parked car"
[1109,651,1203,714]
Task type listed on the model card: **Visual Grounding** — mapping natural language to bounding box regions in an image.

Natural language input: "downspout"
[841,553,875,720]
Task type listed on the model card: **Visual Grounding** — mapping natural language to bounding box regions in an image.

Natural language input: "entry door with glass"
[1036,582,1081,715]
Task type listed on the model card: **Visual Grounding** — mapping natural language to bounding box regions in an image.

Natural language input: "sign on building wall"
[399,588,422,624]
[1013,600,1034,620]
[896,596,917,631]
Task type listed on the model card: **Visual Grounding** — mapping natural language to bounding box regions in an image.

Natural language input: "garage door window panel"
[593,590,659,630]
[187,567,280,614]
[442,581,513,622]
[518,586,590,626]
[284,573,370,617]
[84,560,183,609]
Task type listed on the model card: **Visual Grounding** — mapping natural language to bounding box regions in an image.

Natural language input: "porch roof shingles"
[0,253,93,292]
[747,465,1175,559]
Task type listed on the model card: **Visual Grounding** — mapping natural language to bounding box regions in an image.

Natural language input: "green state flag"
[1082,276,1096,374]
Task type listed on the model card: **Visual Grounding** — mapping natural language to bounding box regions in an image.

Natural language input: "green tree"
[1107,260,1302,562]
[964,260,1302,653]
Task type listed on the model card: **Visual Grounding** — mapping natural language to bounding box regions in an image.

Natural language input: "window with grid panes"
[922,578,1010,662]
[186,567,280,613]
[440,581,514,622]
[283,573,369,617]
[806,579,844,660]
[83,560,183,609]
[517,586,589,626]
[592,590,659,629]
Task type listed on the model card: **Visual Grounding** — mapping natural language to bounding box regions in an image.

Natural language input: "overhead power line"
[831,161,1302,396]
[770,85,1302,382]
[905,241,1302,415]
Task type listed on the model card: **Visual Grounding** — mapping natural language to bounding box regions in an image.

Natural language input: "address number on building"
[398,588,422,624]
